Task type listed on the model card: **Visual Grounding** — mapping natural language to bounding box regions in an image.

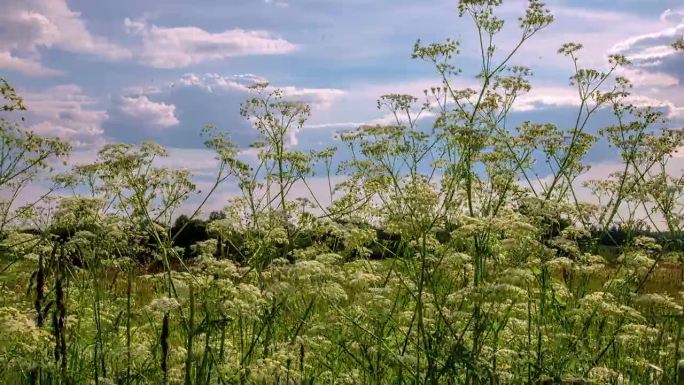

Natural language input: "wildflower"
[483,283,527,302]
[579,292,623,318]
[191,239,218,257]
[619,323,660,343]
[634,293,682,315]
[316,252,343,265]
[347,271,382,289]
[319,282,348,302]
[588,366,619,382]
[293,260,327,280]
[192,255,238,278]
[546,257,574,271]
[147,297,181,314]
[634,236,661,252]
[499,268,535,286]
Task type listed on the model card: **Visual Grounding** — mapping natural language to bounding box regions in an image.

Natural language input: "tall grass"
[1,1,684,384]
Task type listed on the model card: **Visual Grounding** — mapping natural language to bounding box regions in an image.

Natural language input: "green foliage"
[1,1,684,384]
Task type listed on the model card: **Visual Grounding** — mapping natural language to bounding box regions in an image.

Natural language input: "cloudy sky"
[2,0,683,213]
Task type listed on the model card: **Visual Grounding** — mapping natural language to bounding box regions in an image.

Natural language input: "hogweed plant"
[674,38,684,52]
[1,1,684,384]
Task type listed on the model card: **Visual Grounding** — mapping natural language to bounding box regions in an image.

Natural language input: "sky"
[1,0,684,215]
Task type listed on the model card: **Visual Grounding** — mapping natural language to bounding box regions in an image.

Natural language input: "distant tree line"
[166,211,683,263]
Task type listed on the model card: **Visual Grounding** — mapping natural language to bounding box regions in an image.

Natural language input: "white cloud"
[116,95,179,128]
[617,68,679,88]
[610,20,683,65]
[622,44,678,63]
[21,85,108,148]
[506,5,667,71]
[625,95,684,120]
[173,73,345,146]
[512,85,684,120]
[0,0,130,76]
[660,9,684,24]
[552,6,629,24]
[513,86,580,112]
[265,0,290,8]
[175,73,345,110]
[177,73,269,92]
[519,88,684,120]
[305,111,436,130]
[597,8,684,126]
[0,51,63,77]
[124,18,297,68]
[105,73,345,147]
[351,79,451,101]
[281,86,346,109]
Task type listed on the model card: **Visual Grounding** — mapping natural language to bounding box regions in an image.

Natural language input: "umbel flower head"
[147,297,181,314]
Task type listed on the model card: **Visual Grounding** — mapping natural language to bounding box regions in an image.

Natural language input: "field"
[2,0,684,384]
[1,232,683,385]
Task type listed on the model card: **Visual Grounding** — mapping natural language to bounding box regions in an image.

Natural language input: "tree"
[171,214,209,257]
[208,210,226,221]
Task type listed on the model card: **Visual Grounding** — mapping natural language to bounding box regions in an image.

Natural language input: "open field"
[1,0,684,384]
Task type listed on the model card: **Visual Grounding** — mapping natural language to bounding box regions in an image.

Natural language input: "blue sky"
[2,0,683,211]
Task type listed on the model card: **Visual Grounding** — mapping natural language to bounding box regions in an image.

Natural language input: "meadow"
[1,1,684,384]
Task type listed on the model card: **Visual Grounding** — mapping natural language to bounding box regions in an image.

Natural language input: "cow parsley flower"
[147,297,181,314]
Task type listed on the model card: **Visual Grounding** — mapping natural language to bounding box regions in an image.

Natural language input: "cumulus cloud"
[626,95,684,120]
[513,85,684,120]
[0,51,63,77]
[124,18,297,68]
[304,111,436,130]
[611,10,684,70]
[115,95,179,128]
[0,0,130,76]
[176,73,269,92]
[617,68,679,88]
[105,73,345,148]
[504,5,665,71]
[174,73,346,113]
[171,73,344,146]
[512,86,580,112]
[21,85,108,148]
[605,9,684,125]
